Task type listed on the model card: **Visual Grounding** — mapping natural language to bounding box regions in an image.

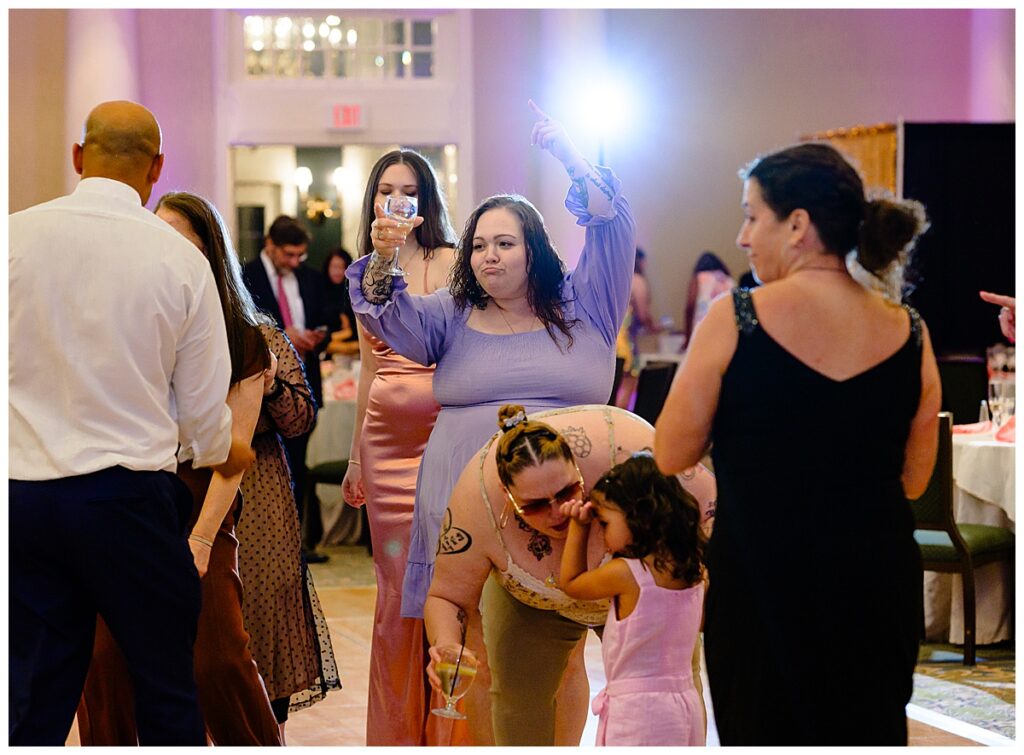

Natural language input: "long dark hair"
[322,246,354,277]
[741,143,928,275]
[450,195,579,349]
[592,454,705,586]
[357,149,456,260]
[684,251,731,341]
[156,191,270,382]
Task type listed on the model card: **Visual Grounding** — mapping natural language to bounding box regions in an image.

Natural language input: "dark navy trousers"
[9,467,206,745]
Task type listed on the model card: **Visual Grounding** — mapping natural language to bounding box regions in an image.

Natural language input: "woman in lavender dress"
[348,102,636,634]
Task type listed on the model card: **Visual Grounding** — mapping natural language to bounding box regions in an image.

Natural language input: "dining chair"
[909,412,1014,665]
[936,354,988,424]
[632,361,678,424]
[303,459,372,555]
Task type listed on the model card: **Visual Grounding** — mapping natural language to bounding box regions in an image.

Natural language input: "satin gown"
[361,272,470,746]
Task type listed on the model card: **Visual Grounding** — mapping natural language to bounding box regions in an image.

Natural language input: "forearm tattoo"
[562,426,592,458]
[567,162,614,204]
[568,171,589,207]
[361,251,397,305]
[437,509,472,556]
[517,517,552,561]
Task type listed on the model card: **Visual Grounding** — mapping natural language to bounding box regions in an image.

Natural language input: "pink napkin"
[952,421,992,434]
[995,416,1015,443]
[332,378,357,401]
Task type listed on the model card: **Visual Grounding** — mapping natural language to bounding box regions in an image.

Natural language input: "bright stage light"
[576,78,632,139]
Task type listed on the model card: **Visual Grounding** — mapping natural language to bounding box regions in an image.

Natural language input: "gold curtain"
[801,123,898,194]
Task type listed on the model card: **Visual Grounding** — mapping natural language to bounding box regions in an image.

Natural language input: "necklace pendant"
[544,574,558,588]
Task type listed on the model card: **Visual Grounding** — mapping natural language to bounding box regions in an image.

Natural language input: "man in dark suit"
[242,215,330,562]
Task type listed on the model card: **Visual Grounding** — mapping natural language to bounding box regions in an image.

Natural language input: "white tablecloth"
[306,397,360,545]
[952,432,1015,525]
[923,430,1015,645]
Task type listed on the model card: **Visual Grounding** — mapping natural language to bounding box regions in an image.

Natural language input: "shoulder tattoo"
[562,426,592,458]
[437,508,472,556]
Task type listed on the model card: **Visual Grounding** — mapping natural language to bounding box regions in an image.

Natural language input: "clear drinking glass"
[381,194,418,277]
[988,379,1015,426]
[431,645,477,720]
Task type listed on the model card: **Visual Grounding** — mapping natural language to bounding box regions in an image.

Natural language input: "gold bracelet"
[189,533,214,548]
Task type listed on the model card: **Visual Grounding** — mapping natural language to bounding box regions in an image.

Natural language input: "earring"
[499,500,511,529]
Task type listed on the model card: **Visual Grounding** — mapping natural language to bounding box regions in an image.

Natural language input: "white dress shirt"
[9,177,234,480]
[259,250,306,330]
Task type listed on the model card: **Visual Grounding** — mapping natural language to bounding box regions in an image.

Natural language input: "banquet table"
[923,426,1015,646]
[306,364,361,545]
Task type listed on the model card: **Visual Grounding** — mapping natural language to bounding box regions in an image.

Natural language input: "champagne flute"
[381,194,418,277]
[431,644,477,720]
[989,380,1008,426]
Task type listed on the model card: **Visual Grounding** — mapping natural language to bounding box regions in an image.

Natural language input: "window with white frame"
[243,14,437,79]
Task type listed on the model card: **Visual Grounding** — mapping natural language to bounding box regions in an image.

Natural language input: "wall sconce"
[294,165,336,225]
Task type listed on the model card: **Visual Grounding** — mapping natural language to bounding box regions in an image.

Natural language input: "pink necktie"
[276,274,294,329]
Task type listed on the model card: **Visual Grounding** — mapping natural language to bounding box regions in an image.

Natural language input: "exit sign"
[329,103,365,131]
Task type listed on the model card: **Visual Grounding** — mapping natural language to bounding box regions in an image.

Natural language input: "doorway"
[231,144,458,270]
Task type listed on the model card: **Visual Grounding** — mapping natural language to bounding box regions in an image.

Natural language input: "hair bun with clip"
[631,449,655,459]
[502,410,527,431]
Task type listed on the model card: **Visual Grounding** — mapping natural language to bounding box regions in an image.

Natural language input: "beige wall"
[9,10,67,213]
[9,8,1014,321]
[136,10,218,203]
[606,9,1013,328]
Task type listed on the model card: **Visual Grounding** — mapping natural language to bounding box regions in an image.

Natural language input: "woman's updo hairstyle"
[742,143,928,275]
[494,404,574,490]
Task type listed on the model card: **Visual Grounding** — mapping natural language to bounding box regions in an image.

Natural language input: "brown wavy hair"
[450,195,580,350]
[156,191,271,382]
[592,454,705,586]
[494,404,574,490]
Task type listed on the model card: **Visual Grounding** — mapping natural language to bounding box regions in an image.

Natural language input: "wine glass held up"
[429,644,478,720]
[381,194,418,277]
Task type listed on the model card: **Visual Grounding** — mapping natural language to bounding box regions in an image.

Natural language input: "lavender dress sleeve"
[562,166,637,346]
[345,256,456,366]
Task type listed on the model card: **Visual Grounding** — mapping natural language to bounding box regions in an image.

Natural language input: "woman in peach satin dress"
[341,149,465,745]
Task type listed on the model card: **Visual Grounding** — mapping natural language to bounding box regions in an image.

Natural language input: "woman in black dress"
[654,143,940,745]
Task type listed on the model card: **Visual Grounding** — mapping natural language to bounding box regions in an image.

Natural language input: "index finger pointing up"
[528,99,550,120]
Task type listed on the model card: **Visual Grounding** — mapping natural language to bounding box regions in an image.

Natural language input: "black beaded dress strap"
[732,288,759,335]
[903,304,923,348]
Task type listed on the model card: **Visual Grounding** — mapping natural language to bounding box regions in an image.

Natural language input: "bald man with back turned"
[9,101,254,744]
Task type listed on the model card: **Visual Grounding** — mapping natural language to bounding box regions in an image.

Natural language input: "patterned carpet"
[912,641,1015,739]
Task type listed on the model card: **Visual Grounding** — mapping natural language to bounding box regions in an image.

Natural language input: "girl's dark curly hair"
[591,454,705,586]
[449,195,580,350]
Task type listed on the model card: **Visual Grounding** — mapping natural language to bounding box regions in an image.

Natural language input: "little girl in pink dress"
[560,453,707,746]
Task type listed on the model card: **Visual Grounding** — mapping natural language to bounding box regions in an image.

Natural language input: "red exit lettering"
[332,104,362,129]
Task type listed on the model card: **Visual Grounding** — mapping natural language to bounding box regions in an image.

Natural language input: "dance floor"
[67,544,990,746]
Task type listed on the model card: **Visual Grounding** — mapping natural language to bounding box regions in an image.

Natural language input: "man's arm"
[173,267,235,467]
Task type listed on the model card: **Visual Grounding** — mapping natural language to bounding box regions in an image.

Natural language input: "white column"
[969,9,1014,121]
[64,9,140,193]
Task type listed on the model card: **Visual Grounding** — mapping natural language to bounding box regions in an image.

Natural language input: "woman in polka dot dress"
[237,324,341,740]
